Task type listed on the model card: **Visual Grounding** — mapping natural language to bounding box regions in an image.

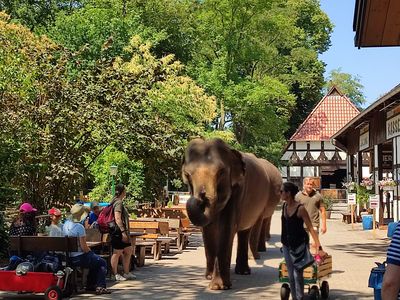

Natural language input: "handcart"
[279,255,332,300]
[0,267,73,300]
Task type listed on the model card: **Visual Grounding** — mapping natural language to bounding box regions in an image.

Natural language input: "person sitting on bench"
[63,204,111,295]
[9,203,37,237]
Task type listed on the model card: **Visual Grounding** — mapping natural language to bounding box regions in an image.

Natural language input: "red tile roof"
[290,86,360,141]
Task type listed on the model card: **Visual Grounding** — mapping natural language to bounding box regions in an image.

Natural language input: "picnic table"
[129,220,175,261]
[136,217,190,251]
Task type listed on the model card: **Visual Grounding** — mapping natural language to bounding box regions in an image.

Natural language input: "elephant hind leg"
[249,216,263,259]
[235,229,251,275]
[265,216,272,241]
[258,216,271,251]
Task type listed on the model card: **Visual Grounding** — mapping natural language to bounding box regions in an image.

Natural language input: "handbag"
[289,242,315,271]
[283,203,315,271]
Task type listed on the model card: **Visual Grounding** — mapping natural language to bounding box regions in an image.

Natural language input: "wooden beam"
[382,0,400,45]
[362,0,390,46]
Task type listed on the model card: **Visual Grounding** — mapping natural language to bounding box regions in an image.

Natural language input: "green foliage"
[170,179,183,190]
[88,145,145,203]
[43,4,164,71]
[325,68,366,107]
[322,195,334,211]
[0,15,216,208]
[356,184,372,207]
[1,0,335,207]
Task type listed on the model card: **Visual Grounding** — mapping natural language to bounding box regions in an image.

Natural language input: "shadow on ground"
[328,242,387,258]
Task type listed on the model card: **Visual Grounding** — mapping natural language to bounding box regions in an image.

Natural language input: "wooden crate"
[280,255,332,279]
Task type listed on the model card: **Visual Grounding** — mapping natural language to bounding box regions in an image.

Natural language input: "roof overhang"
[353,0,400,48]
[332,83,400,144]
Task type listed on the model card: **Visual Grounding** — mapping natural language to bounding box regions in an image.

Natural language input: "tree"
[0,12,217,208]
[325,68,366,107]
[189,0,332,159]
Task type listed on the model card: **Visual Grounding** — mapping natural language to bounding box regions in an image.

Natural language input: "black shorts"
[110,228,131,250]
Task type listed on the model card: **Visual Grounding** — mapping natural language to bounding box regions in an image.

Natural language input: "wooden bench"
[341,212,352,224]
[129,220,176,260]
[9,236,79,296]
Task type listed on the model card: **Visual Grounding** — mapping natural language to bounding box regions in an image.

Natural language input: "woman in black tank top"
[280,182,324,300]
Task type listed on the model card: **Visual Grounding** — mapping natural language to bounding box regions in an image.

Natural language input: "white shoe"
[123,272,136,280]
[113,273,127,281]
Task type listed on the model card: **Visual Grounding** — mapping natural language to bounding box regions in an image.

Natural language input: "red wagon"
[0,268,73,300]
[1,236,79,300]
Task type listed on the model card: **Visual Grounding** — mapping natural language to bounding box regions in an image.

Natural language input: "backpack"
[97,203,116,233]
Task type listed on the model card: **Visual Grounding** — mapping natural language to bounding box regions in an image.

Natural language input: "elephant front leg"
[209,220,235,290]
[202,224,217,280]
[235,229,251,275]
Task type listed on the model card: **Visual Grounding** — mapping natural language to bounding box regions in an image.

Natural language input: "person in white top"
[63,204,111,295]
[47,207,63,237]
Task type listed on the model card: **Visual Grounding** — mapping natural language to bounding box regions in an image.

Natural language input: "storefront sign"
[382,151,393,169]
[387,113,400,139]
[359,132,369,151]
[369,195,379,209]
[347,193,356,205]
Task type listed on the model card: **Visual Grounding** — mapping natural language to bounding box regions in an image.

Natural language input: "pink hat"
[48,207,61,216]
[19,202,37,213]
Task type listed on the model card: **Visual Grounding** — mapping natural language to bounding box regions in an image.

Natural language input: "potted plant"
[342,180,356,192]
[378,178,397,191]
[323,195,334,219]
[360,177,374,190]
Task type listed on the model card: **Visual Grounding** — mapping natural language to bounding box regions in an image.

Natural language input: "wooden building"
[281,87,360,192]
[332,84,400,224]
[354,0,400,48]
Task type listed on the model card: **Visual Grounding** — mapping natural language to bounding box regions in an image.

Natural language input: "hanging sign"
[386,111,400,139]
[347,193,356,205]
[359,124,369,151]
[369,195,379,209]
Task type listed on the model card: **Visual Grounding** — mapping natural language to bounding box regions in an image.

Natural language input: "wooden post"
[373,208,376,238]
[351,204,354,230]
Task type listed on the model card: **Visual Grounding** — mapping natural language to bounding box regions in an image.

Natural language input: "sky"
[320,0,400,107]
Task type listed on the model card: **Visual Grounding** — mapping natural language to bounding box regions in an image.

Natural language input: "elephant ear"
[230,149,246,186]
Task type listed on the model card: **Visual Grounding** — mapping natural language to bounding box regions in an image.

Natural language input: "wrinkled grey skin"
[182,138,282,290]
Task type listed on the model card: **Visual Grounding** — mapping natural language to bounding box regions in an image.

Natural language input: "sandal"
[96,287,112,295]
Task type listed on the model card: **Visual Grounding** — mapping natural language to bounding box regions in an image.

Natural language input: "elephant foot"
[258,243,266,252]
[208,276,231,290]
[235,264,251,275]
[249,251,260,259]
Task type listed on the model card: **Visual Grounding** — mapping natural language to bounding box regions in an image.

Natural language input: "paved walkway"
[0,212,391,299]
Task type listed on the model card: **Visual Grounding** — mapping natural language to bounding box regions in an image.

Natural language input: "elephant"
[182,138,282,290]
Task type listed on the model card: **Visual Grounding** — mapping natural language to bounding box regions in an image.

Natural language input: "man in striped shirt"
[382,223,400,299]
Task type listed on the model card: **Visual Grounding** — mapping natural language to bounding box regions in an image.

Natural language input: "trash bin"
[368,262,385,300]
[387,222,398,238]
[362,215,373,230]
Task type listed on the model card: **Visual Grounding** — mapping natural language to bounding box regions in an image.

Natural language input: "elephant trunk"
[186,197,210,227]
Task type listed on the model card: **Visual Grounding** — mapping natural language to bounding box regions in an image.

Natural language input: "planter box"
[280,255,332,279]
[382,186,395,191]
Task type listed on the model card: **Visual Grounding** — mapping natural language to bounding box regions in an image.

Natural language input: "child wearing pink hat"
[9,202,38,236]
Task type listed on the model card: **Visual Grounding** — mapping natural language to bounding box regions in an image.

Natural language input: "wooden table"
[129,231,144,248]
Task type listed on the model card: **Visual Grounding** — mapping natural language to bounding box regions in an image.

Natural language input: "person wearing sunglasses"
[281,182,325,300]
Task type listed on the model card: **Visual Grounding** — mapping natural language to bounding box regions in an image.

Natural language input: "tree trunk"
[218,99,225,130]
